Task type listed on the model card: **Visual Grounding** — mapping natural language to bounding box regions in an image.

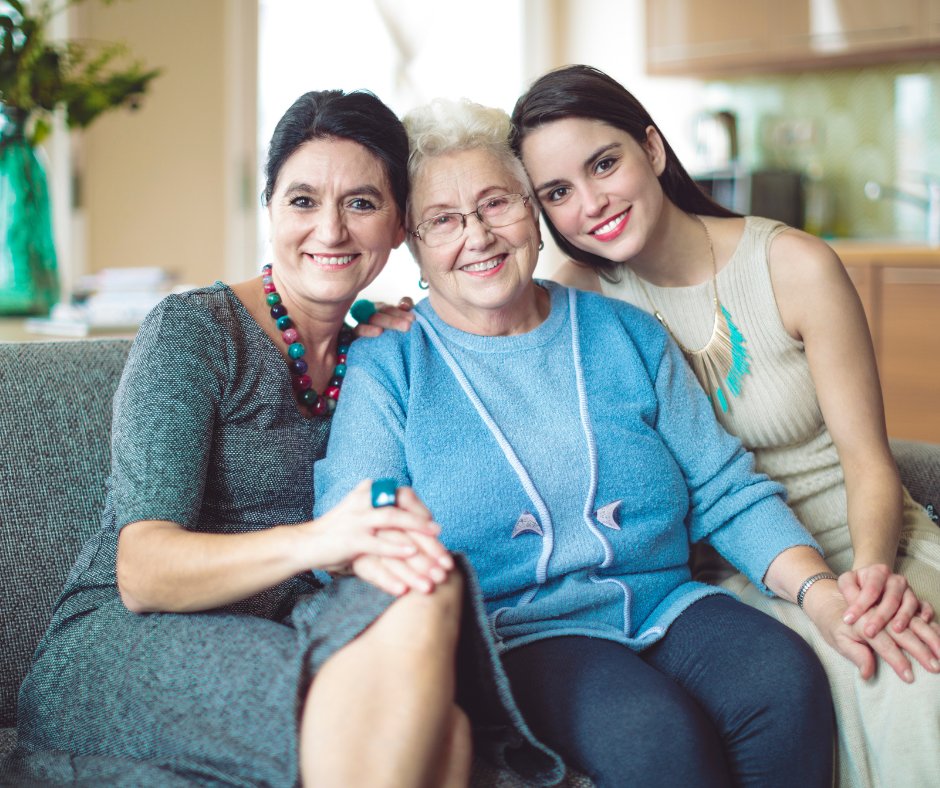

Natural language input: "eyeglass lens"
[419,194,527,246]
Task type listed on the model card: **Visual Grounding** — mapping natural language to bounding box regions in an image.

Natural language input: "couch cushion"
[0,728,16,761]
[0,340,132,729]
[891,439,940,520]
[469,756,592,787]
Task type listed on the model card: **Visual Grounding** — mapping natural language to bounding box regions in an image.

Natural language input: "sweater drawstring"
[412,311,556,588]
[414,290,632,635]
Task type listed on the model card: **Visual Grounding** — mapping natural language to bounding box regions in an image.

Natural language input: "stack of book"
[24,267,193,337]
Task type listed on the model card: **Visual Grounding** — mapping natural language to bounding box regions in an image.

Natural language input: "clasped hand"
[806,565,940,682]
[302,478,453,597]
[840,564,934,634]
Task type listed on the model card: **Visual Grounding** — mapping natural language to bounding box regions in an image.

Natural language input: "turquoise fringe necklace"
[635,216,751,414]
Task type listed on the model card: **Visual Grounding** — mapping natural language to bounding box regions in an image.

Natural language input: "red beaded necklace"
[262,263,352,417]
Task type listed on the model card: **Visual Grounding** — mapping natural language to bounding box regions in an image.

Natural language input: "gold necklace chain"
[631,214,751,414]
[634,214,719,354]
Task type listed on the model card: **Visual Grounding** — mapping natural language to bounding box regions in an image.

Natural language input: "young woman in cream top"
[511,64,940,788]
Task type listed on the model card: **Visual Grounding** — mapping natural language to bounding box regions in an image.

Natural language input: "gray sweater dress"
[3,284,557,788]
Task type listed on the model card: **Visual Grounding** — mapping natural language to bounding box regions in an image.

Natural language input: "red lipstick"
[589,208,631,242]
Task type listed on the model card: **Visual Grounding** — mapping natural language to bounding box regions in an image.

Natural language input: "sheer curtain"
[258,0,525,304]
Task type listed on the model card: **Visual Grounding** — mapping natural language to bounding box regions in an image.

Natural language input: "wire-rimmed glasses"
[411,193,530,247]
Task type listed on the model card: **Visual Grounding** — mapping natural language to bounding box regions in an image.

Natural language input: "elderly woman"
[312,98,864,788]
[2,90,548,788]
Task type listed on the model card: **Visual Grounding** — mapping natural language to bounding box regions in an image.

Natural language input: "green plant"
[0,0,160,145]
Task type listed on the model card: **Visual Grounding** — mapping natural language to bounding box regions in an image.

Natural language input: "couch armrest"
[890,439,940,522]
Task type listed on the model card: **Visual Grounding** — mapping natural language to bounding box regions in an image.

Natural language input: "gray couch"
[2,339,939,786]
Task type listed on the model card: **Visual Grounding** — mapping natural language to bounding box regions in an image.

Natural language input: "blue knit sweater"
[314,282,820,652]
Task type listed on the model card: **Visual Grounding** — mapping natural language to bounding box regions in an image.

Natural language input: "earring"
[538,240,545,251]
[418,277,429,290]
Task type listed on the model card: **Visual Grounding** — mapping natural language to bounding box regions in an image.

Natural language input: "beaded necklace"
[633,215,751,414]
[261,263,353,417]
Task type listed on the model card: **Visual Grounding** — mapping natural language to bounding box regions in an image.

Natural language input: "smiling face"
[267,136,405,309]
[520,117,668,265]
[410,147,542,334]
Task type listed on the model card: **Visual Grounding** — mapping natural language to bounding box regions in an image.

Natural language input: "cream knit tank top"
[600,216,848,546]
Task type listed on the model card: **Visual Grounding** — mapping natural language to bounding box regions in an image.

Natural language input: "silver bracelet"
[797,572,839,609]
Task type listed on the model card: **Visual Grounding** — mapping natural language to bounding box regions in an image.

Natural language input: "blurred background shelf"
[0,318,137,343]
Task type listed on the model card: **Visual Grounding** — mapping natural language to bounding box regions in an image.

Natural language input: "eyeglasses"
[411,193,530,247]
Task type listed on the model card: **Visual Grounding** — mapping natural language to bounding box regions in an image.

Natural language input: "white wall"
[562,0,705,172]
[76,0,226,285]
[258,0,525,306]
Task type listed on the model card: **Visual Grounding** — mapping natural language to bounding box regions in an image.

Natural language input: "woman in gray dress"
[4,91,548,788]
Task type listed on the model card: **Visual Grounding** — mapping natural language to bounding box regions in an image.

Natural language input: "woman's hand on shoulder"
[353,297,415,338]
[803,580,940,681]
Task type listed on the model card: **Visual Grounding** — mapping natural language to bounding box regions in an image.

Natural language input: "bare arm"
[116,481,447,613]
[767,230,925,632]
[549,259,604,293]
[770,230,901,566]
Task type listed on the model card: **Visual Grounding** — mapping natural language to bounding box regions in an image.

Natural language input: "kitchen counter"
[827,240,940,269]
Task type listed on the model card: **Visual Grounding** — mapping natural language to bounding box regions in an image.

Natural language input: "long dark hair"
[510,65,737,280]
[264,90,409,217]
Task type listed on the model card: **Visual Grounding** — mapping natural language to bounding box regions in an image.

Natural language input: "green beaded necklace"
[261,263,353,416]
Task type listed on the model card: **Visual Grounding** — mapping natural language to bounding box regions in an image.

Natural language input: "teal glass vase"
[0,109,59,316]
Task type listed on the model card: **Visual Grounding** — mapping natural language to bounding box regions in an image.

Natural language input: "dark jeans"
[501,594,833,788]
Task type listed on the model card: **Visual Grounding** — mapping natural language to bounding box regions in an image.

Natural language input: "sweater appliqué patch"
[594,500,622,530]
[512,511,544,538]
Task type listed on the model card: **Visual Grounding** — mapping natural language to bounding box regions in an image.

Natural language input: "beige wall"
[76,0,253,287]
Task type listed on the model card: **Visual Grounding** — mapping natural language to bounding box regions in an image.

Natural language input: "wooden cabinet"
[838,243,940,443]
[647,0,940,76]
[776,1,924,56]
[646,0,772,74]
[879,274,940,443]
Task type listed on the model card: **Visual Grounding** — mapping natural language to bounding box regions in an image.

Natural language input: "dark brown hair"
[264,90,409,217]
[510,65,737,280]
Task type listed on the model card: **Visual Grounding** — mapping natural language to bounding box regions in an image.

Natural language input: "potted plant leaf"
[0,0,160,315]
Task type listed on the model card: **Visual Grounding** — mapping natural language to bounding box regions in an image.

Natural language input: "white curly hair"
[403,98,534,241]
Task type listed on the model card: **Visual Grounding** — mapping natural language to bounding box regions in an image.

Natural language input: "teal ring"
[371,478,397,508]
[350,299,378,324]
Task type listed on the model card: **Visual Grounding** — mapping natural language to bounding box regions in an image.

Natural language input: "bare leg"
[300,571,469,788]
[436,705,473,788]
